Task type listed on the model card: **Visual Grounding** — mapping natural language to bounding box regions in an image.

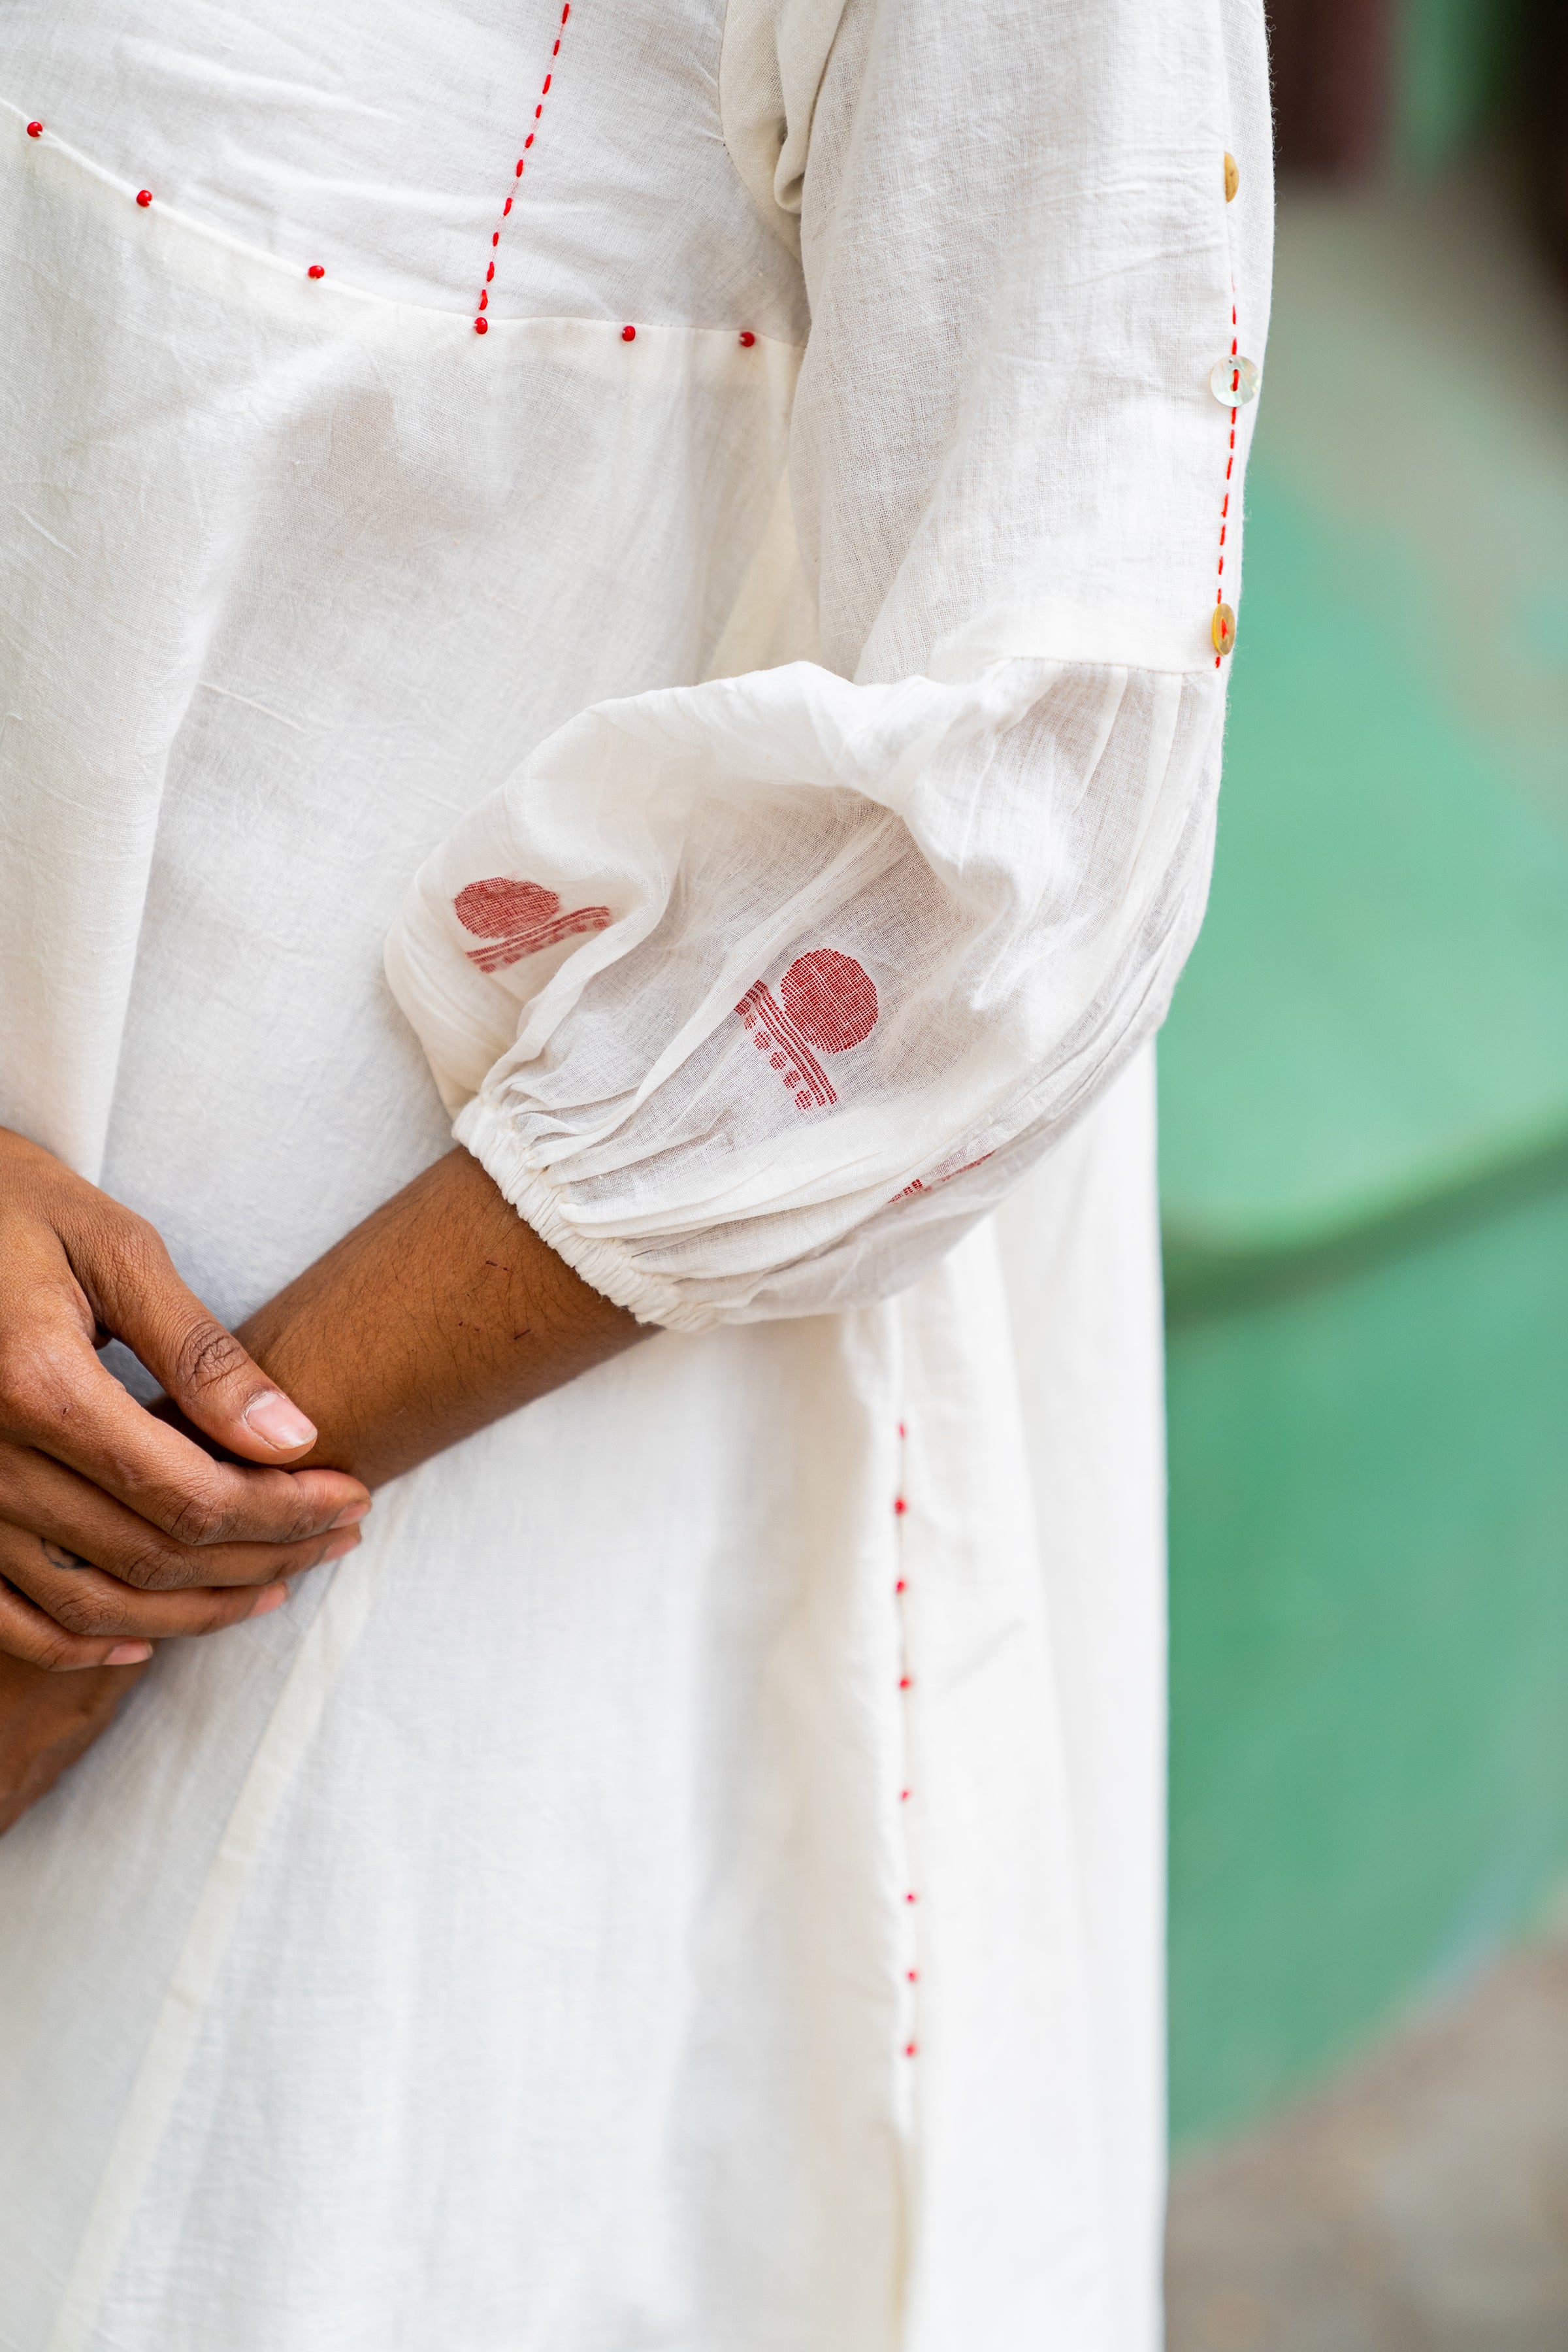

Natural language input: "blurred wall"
[1160,0,1568,2145]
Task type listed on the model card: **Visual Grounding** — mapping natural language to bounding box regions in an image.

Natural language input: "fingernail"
[321,1530,360,1563]
[329,1501,370,1529]
[242,1390,317,1450]
[249,1584,289,1618]
[106,1642,153,1665]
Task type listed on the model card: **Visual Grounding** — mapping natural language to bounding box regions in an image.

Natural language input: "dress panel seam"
[6,100,806,346]
[472,1,572,335]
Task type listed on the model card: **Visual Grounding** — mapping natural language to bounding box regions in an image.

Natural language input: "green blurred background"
[1160,0,1568,2146]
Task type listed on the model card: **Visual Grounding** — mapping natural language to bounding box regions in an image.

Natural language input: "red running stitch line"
[894,1417,919,2058]
[1213,293,1239,667]
[474,1,572,333]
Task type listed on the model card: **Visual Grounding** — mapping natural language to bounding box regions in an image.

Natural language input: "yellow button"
[1224,152,1239,203]
[1212,602,1236,656]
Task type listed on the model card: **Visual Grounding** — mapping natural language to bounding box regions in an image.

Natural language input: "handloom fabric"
[0,0,1271,2345]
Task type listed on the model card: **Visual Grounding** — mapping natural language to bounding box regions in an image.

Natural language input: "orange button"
[1224,152,1239,203]
[1212,602,1237,656]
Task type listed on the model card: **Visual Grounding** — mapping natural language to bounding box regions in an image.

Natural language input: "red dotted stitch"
[474,317,489,334]
[136,189,152,206]
[474,2,571,333]
[26,121,43,137]
[621,324,636,342]
[307,264,325,279]
[1213,295,1239,668]
[739,329,756,347]
[894,1418,919,2057]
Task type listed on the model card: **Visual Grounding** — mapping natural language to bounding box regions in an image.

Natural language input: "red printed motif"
[734,949,878,1112]
[455,876,612,973]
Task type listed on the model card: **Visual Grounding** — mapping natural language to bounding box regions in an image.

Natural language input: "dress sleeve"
[384,0,1273,1333]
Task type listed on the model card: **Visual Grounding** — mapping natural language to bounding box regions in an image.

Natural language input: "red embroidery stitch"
[892,1149,994,1204]
[899,1675,912,1690]
[904,2042,917,2058]
[475,1,572,332]
[455,877,612,972]
[734,950,878,1113]
[474,316,489,333]
[26,121,42,137]
[307,264,325,279]
[621,324,636,341]
[738,330,756,347]
[136,189,152,206]
[1213,295,1239,668]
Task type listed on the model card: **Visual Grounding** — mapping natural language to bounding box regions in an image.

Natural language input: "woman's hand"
[0,1128,370,1671]
[0,1650,152,1836]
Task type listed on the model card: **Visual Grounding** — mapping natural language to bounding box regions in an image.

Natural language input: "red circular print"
[778,951,877,1054]
[455,877,559,936]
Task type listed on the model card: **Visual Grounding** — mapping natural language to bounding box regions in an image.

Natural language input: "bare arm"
[234,1147,647,1490]
[0,1134,644,1830]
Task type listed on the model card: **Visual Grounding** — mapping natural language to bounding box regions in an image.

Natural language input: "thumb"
[79,1217,319,1465]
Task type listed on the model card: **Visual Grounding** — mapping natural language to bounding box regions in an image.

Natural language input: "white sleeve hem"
[453,1094,721,1336]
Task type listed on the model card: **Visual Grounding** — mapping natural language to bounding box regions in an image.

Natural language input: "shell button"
[1211,603,1237,657]
[1209,353,1260,405]
[1224,152,1239,202]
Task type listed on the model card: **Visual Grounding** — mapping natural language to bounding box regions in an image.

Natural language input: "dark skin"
[0,1130,645,1832]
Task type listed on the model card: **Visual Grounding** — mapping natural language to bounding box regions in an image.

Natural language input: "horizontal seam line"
[3,98,806,347]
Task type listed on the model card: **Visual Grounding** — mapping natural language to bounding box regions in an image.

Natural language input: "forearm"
[235,1148,647,1489]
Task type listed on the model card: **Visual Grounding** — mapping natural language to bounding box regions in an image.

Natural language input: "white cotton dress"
[0,0,1271,2345]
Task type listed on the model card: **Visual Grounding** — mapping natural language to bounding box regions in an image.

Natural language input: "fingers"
[0,1516,361,1668]
[0,1328,368,1548]
[0,1535,274,1659]
[0,1649,148,1833]
[65,1213,325,1467]
[0,1568,153,1673]
[0,1446,367,1592]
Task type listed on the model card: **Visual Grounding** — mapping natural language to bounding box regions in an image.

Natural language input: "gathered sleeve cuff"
[384,0,1271,1330]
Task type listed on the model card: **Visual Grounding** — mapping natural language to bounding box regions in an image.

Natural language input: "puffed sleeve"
[384,0,1273,1332]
